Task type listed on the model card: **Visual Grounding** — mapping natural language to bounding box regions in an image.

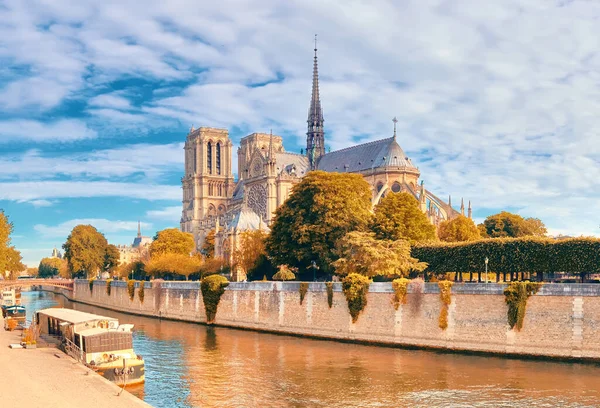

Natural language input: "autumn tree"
[482,212,547,238]
[150,228,195,257]
[438,215,481,242]
[201,229,216,259]
[333,231,427,278]
[38,257,69,278]
[5,247,25,280]
[266,171,373,279]
[145,253,202,280]
[233,230,268,280]
[0,210,24,278]
[63,225,108,278]
[104,244,120,274]
[372,192,437,243]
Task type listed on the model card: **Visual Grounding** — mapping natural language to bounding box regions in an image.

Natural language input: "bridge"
[0,279,74,291]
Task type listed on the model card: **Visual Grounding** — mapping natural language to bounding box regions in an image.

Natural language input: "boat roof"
[37,308,118,324]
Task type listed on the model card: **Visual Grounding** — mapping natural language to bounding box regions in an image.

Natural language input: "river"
[21,291,600,408]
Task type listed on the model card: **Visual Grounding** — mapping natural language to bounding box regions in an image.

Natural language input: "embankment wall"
[43,281,600,361]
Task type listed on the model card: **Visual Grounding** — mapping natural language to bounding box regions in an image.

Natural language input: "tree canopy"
[372,192,437,244]
[0,210,24,278]
[38,257,68,278]
[63,225,108,278]
[201,229,216,259]
[333,231,427,278]
[438,215,481,242]
[145,252,202,280]
[265,171,373,277]
[481,211,547,238]
[150,228,195,257]
[233,230,268,279]
[104,244,120,273]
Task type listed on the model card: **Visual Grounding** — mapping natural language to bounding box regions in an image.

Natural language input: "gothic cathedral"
[181,42,471,272]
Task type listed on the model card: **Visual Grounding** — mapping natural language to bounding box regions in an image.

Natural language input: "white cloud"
[0,119,96,143]
[0,181,180,201]
[88,93,132,110]
[146,206,181,222]
[34,218,152,238]
[21,199,55,208]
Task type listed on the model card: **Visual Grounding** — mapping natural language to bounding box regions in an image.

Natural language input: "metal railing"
[63,337,84,363]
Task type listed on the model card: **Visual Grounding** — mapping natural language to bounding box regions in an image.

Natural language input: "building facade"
[181,43,471,271]
[117,222,152,265]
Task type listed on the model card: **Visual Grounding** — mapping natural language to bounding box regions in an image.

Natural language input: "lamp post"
[485,257,489,283]
[311,261,317,282]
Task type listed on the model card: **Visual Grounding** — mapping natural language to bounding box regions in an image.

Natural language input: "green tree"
[272,265,296,281]
[115,260,146,280]
[145,252,202,280]
[483,212,547,238]
[104,244,120,274]
[372,192,437,243]
[333,231,427,278]
[201,229,216,259]
[150,228,195,257]
[63,225,108,278]
[38,257,68,278]
[438,215,481,242]
[265,171,373,278]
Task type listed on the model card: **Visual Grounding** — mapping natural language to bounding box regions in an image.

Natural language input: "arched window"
[193,146,197,174]
[216,143,221,175]
[376,182,384,192]
[207,142,212,174]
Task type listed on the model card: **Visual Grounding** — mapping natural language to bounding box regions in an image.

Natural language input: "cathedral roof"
[317,137,417,173]
[227,205,269,232]
[232,180,245,201]
[275,152,309,176]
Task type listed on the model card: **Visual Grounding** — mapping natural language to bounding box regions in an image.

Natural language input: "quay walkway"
[0,316,150,408]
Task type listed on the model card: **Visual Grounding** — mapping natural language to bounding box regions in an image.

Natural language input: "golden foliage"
[299,282,309,305]
[438,215,480,242]
[233,230,268,276]
[201,275,229,323]
[483,211,547,238]
[372,192,437,244]
[438,280,453,330]
[145,252,202,279]
[333,231,426,278]
[127,280,136,301]
[201,229,216,259]
[342,273,372,323]
[272,265,296,281]
[150,228,195,258]
[138,282,145,303]
[504,281,541,331]
[63,224,108,278]
[391,278,410,310]
[39,257,69,278]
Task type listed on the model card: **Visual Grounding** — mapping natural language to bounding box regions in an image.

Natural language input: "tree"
[0,210,15,274]
[5,247,25,280]
[38,257,68,278]
[145,252,202,280]
[438,215,481,242]
[115,260,146,280]
[26,267,39,277]
[104,244,120,274]
[150,228,195,257]
[233,230,268,279]
[266,171,373,278]
[333,231,427,278]
[63,225,108,278]
[482,212,547,238]
[372,192,437,244]
[201,229,216,259]
[272,265,296,281]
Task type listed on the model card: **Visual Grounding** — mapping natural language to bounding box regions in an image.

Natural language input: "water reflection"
[21,291,600,408]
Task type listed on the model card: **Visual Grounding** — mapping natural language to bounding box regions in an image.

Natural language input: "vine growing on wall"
[201,275,230,323]
[391,278,410,310]
[89,278,94,294]
[138,282,145,304]
[325,282,333,308]
[299,282,309,305]
[127,280,136,301]
[342,273,372,323]
[504,281,541,331]
[106,279,113,296]
[438,280,453,330]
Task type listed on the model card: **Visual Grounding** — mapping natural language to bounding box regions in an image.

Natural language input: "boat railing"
[63,337,85,363]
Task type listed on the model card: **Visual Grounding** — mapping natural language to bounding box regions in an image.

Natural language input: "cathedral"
[181,42,471,269]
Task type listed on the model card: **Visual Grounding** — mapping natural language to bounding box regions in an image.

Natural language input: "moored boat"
[36,308,145,385]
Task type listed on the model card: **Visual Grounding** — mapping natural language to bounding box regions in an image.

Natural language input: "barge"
[2,289,25,330]
[36,308,145,385]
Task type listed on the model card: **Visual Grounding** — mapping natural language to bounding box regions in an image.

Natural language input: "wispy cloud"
[146,206,181,222]
[34,218,152,238]
[0,119,97,143]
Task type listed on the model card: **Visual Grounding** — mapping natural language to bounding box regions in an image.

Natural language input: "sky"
[2,0,600,267]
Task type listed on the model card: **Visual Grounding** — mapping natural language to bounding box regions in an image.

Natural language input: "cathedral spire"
[448,195,452,208]
[137,220,141,238]
[268,129,274,162]
[460,198,465,216]
[468,200,472,219]
[306,34,325,170]
[392,117,398,140]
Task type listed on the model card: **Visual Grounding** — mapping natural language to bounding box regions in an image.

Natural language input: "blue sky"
[2,0,600,266]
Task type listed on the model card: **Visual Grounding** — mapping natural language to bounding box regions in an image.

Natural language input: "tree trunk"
[469,271,473,282]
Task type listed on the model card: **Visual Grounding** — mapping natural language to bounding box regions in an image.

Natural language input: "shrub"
[138,282,145,304]
[201,275,230,323]
[391,278,410,310]
[504,281,541,331]
[325,282,333,308]
[299,282,309,305]
[342,273,372,323]
[89,278,95,294]
[106,279,113,296]
[273,265,296,281]
[438,280,453,330]
[127,280,136,301]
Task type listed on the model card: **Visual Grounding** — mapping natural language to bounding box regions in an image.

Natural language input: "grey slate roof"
[232,180,244,201]
[227,205,269,232]
[316,137,417,173]
[275,152,309,176]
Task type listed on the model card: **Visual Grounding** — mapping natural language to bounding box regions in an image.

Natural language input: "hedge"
[411,237,600,274]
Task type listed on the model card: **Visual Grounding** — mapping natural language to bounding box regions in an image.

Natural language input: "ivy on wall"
[391,278,410,310]
[138,282,145,304]
[106,279,113,296]
[299,282,309,305]
[88,278,94,294]
[342,273,372,323]
[127,280,136,301]
[438,280,453,330]
[504,281,541,331]
[201,275,230,323]
[325,282,333,308]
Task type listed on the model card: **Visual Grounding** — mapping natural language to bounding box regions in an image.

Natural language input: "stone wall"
[56,280,600,361]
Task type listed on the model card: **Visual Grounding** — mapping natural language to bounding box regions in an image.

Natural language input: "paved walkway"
[0,316,151,408]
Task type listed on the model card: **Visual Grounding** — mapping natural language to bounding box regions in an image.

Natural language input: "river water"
[22,291,600,408]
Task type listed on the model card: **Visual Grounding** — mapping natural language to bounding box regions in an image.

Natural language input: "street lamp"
[311,261,318,282]
[485,257,489,283]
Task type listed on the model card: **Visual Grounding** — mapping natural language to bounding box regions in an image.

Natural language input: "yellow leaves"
[39,257,68,278]
[150,228,195,257]
[145,252,202,279]
[438,215,480,242]
[233,230,268,275]
[272,265,296,281]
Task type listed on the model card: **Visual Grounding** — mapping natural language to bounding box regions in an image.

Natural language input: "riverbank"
[0,315,151,408]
